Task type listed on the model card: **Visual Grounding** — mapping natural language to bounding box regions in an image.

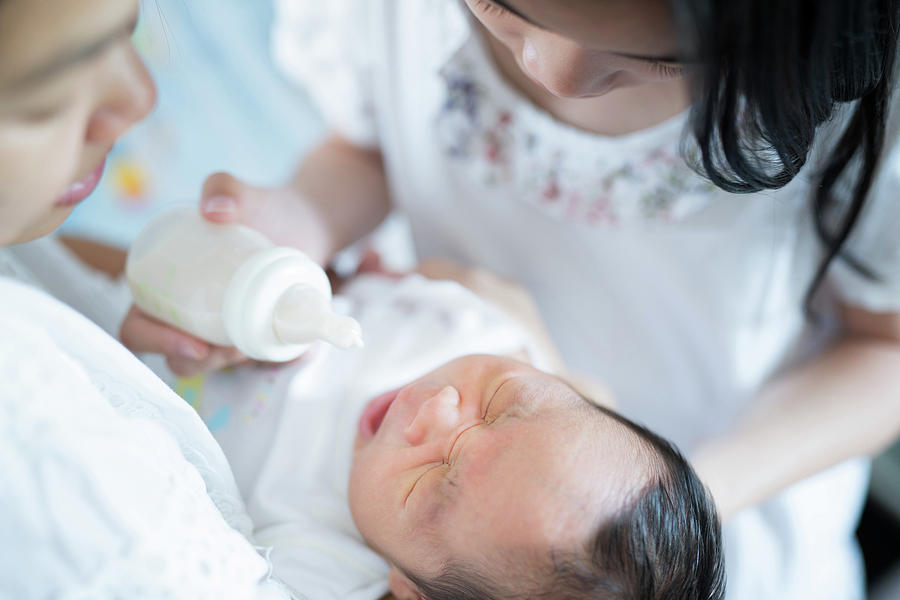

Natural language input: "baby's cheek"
[346,456,369,512]
[347,452,391,529]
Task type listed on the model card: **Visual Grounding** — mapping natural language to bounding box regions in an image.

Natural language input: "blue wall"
[62,0,324,246]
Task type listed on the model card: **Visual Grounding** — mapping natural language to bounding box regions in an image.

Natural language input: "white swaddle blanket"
[184,274,544,600]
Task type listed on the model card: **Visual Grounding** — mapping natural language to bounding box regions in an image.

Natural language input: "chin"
[10,210,73,245]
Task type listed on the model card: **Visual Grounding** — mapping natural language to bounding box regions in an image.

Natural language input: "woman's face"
[0,0,155,246]
[462,0,686,98]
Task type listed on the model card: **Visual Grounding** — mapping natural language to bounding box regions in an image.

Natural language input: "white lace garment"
[0,275,291,599]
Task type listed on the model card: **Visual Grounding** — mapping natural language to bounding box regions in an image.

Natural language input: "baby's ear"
[388,567,424,600]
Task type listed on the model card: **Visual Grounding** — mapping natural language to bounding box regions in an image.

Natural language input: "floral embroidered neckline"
[434,24,718,226]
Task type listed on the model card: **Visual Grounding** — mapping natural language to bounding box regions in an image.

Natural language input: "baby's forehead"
[500,373,588,415]
[439,409,648,548]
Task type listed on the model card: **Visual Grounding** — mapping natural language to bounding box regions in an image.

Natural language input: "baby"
[183,274,725,600]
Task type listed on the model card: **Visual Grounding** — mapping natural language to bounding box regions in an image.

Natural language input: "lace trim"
[89,370,255,536]
[435,41,717,226]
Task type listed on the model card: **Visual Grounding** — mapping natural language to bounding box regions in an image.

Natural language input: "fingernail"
[437,386,460,407]
[177,340,207,360]
[203,195,237,215]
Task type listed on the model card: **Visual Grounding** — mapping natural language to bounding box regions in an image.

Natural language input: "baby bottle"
[126,206,362,362]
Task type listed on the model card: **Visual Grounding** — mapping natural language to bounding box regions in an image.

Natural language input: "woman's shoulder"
[0,275,140,382]
[0,282,279,598]
[0,275,96,346]
[0,281,102,413]
[272,0,467,81]
[0,275,255,535]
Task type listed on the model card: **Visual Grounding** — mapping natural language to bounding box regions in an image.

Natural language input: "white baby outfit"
[0,240,290,599]
[273,1,900,598]
[181,274,543,600]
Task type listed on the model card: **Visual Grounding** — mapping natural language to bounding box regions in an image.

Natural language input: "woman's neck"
[482,31,692,137]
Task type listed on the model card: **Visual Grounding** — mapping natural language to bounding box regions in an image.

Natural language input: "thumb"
[200,171,254,224]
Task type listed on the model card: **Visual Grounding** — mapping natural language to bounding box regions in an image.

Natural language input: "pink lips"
[55,159,107,208]
[358,387,402,440]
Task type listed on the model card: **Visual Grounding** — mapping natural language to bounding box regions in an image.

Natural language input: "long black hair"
[673,0,899,311]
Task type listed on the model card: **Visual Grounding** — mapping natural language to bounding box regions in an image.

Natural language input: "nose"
[85,43,157,144]
[521,35,608,98]
[404,386,463,446]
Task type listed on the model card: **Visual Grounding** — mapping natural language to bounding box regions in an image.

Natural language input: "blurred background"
[61,1,900,596]
[61,0,323,245]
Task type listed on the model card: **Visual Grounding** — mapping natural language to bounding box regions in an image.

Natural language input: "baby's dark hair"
[404,403,726,600]
[671,0,899,311]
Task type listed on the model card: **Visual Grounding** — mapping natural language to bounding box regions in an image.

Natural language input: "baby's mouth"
[358,387,401,440]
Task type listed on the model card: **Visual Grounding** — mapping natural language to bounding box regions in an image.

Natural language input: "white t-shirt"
[0,236,133,338]
[0,273,289,598]
[272,2,900,598]
[183,274,543,599]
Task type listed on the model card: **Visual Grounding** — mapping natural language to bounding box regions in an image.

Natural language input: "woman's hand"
[200,132,394,267]
[357,252,564,367]
[119,171,325,377]
[414,258,614,406]
[199,172,334,265]
[414,258,566,370]
[119,306,247,377]
[360,255,615,405]
[121,132,392,376]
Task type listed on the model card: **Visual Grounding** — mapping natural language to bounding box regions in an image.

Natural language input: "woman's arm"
[59,236,127,277]
[201,132,392,265]
[691,304,900,520]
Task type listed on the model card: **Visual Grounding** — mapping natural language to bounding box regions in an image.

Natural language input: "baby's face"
[349,355,645,591]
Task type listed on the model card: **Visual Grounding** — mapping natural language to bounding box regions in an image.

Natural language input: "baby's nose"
[404,386,462,446]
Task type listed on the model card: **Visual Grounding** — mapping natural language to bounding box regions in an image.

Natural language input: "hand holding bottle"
[119,172,358,375]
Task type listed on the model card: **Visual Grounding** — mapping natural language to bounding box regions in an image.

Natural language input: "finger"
[200,172,250,223]
[356,248,383,273]
[416,258,467,283]
[356,248,403,278]
[253,345,318,370]
[166,356,205,378]
[215,346,248,366]
[166,346,249,377]
[120,306,210,361]
[166,346,247,378]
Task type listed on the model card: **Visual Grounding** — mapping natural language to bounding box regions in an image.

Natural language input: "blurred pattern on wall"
[61,0,324,247]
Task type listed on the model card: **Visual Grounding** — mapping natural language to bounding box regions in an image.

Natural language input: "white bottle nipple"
[273,284,363,350]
